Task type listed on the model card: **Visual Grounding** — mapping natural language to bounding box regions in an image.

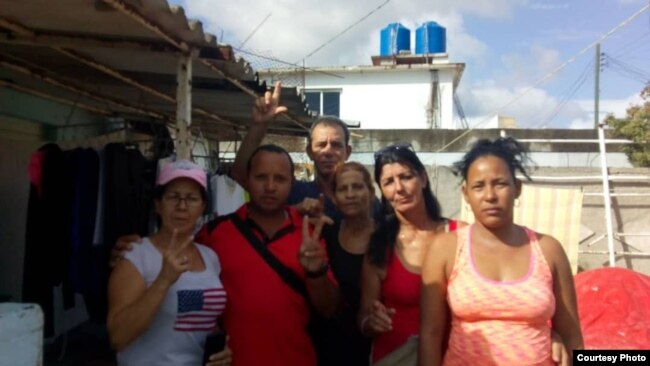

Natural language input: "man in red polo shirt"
[196,144,340,365]
[112,145,340,365]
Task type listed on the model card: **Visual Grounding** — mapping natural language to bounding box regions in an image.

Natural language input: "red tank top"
[373,220,458,362]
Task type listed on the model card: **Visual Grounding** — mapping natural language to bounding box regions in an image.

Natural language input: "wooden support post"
[176,55,192,160]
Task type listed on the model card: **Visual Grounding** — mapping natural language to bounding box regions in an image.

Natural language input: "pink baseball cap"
[157,160,207,190]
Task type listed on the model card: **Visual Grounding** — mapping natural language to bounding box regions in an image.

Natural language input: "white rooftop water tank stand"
[0,303,44,366]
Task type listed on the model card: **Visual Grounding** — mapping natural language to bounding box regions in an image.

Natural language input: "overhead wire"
[239,12,272,49]
[231,47,344,79]
[435,2,650,153]
[297,0,392,62]
[534,57,595,128]
[228,0,392,79]
[603,53,650,83]
[608,31,650,59]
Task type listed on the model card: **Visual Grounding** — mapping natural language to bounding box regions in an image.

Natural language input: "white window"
[303,90,341,117]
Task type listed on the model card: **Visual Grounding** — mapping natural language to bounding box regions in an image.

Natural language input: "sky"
[170,0,650,129]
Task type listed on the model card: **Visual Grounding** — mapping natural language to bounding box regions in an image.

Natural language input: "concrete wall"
[424,165,650,275]
[262,128,650,274]
[0,118,44,302]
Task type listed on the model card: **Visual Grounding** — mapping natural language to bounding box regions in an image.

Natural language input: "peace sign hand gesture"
[252,81,288,124]
[298,215,327,273]
[158,229,194,286]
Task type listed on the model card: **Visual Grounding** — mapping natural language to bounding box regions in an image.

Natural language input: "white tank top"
[117,238,227,366]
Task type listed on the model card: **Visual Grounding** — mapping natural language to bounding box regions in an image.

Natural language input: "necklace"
[397,221,447,250]
[398,230,424,249]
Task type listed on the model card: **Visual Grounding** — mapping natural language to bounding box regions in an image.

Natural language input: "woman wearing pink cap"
[107,160,231,366]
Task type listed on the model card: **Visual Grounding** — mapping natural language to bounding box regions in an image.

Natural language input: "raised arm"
[540,234,584,360]
[230,81,287,190]
[419,233,456,366]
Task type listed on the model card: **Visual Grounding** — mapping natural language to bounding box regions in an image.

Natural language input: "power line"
[297,0,392,63]
[230,1,392,85]
[604,53,650,79]
[436,2,650,153]
[535,57,594,129]
[239,12,272,48]
[231,47,343,79]
[608,31,650,59]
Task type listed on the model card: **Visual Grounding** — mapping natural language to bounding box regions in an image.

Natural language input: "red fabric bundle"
[575,267,650,349]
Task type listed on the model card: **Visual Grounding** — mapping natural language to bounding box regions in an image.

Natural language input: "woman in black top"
[313,162,375,365]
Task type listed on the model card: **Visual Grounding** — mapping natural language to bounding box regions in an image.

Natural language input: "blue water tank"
[415,21,446,54]
[380,23,410,56]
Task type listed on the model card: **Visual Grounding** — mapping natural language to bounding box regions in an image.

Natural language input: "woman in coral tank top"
[419,137,583,366]
[359,143,461,365]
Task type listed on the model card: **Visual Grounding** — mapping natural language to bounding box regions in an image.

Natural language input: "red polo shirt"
[196,204,333,366]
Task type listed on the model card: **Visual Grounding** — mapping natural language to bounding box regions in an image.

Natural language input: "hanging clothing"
[103,143,155,249]
[93,143,156,321]
[23,143,74,336]
[68,148,100,295]
[209,174,246,216]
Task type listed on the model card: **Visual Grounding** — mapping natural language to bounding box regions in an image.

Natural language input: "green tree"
[605,85,650,167]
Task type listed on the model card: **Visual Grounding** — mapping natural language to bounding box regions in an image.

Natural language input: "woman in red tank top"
[358,143,463,364]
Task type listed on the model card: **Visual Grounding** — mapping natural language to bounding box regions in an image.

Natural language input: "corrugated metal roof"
[0,0,314,140]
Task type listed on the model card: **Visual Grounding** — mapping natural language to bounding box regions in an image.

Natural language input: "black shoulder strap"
[227,213,309,300]
[205,215,232,235]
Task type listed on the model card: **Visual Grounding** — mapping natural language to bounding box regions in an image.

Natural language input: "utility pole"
[594,42,616,267]
[594,43,600,129]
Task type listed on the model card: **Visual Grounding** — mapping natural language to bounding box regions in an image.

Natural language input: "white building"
[258,54,465,129]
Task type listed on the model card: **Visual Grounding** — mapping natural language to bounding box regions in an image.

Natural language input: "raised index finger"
[169,228,180,252]
[311,216,325,241]
[302,215,310,242]
[169,229,193,255]
[272,81,282,101]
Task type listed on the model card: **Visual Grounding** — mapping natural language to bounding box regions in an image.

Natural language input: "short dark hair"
[307,116,350,146]
[368,143,444,268]
[247,144,295,176]
[453,137,532,182]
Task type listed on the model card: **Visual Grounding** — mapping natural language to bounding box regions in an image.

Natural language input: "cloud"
[460,83,589,128]
[538,28,596,42]
[571,93,646,128]
[172,0,644,131]
[618,0,646,4]
[173,0,521,67]
[500,45,562,87]
[460,86,646,130]
[529,2,569,10]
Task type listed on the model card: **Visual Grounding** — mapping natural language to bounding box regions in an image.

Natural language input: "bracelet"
[360,314,371,335]
[305,262,329,278]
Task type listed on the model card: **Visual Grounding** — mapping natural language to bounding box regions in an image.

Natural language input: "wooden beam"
[101,0,190,53]
[0,80,110,115]
[54,48,239,128]
[0,55,169,120]
[176,55,192,159]
[201,59,310,132]
[0,31,179,54]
